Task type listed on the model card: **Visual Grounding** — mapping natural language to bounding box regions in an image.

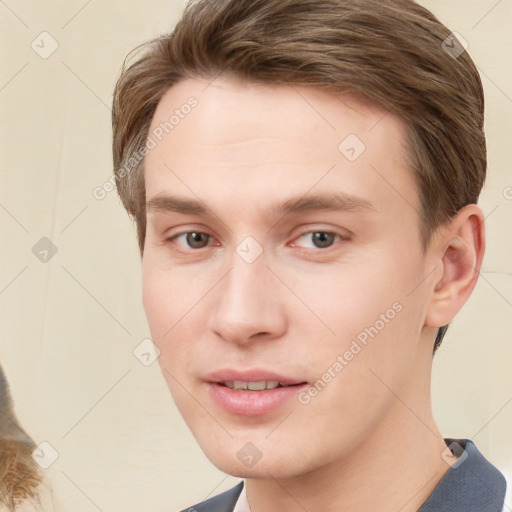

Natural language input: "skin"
[141,75,484,512]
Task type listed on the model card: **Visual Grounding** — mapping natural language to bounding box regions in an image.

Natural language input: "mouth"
[218,380,302,391]
[204,370,308,416]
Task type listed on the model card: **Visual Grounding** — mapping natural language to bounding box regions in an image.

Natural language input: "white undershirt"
[232,482,251,512]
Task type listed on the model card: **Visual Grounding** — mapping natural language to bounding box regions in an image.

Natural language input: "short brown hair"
[112,0,486,349]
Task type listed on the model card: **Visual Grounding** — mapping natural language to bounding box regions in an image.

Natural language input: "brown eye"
[185,232,210,249]
[169,231,212,249]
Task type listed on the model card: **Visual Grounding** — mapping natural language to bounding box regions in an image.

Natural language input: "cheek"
[289,251,426,380]
[142,250,195,333]
[142,265,170,339]
[142,269,194,411]
[141,259,209,387]
[289,260,406,338]
[141,261,189,359]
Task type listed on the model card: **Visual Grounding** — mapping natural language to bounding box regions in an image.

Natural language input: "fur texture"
[0,366,42,511]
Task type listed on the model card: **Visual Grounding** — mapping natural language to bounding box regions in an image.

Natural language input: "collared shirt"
[184,438,507,512]
[232,485,249,512]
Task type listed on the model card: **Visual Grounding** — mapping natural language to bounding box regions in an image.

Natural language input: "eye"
[293,231,342,250]
[168,231,213,249]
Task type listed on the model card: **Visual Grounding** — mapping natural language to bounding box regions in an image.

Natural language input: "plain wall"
[1,0,511,510]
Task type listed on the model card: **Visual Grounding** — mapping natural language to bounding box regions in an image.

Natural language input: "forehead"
[144,76,418,220]
[149,76,396,155]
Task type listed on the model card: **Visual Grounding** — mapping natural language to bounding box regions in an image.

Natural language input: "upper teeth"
[223,380,290,390]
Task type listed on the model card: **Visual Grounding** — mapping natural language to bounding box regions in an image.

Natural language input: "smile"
[220,380,297,391]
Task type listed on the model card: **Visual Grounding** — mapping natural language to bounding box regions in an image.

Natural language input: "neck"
[245,341,449,512]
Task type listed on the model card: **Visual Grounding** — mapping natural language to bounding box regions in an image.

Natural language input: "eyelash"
[165,230,347,254]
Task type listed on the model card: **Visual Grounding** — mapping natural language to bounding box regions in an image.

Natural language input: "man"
[111,0,507,510]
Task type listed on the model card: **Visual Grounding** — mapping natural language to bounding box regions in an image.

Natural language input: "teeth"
[248,381,278,391]
[223,380,283,390]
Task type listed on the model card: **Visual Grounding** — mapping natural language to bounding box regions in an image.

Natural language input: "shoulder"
[503,471,511,512]
[419,438,507,512]
[179,481,244,512]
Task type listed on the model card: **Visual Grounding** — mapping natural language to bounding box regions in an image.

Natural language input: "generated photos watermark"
[92,96,198,201]
[298,301,403,405]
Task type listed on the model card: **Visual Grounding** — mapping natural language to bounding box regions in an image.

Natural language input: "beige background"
[0,0,511,510]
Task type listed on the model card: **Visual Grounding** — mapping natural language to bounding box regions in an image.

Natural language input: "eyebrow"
[146,192,376,217]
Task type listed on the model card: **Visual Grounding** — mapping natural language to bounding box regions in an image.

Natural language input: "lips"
[204,369,308,416]
[205,369,306,386]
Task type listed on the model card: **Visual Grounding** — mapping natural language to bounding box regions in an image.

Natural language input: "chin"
[208,454,303,479]
[195,434,313,480]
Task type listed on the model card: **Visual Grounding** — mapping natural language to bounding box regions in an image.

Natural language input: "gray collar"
[418,438,506,511]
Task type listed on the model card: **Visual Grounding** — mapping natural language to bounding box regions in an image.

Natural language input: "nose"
[208,248,288,346]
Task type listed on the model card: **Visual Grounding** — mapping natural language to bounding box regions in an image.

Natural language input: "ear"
[425,204,485,329]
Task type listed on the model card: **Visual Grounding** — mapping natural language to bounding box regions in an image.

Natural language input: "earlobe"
[425,205,485,328]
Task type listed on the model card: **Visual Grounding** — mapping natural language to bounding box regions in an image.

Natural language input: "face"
[142,75,437,478]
